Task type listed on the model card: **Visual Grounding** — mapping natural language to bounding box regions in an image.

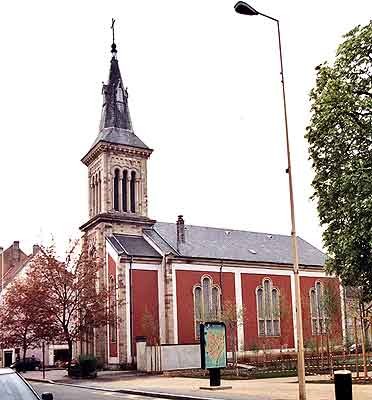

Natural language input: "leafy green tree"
[305,22,372,302]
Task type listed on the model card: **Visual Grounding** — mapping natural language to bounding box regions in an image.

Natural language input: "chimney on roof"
[33,245,40,256]
[12,241,20,264]
[176,215,185,249]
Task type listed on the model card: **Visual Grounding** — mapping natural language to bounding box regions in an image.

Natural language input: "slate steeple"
[99,21,132,132]
[87,19,149,153]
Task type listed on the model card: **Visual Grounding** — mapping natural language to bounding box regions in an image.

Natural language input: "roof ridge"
[146,227,180,256]
[155,221,293,239]
[110,234,128,255]
[3,254,33,285]
[113,233,143,238]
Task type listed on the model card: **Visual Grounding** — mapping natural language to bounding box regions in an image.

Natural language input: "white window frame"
[309,281,328,335]
[256,278,281,337]
[193,275,221,340]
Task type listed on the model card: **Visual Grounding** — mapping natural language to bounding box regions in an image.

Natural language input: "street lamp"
[234,2,307,400]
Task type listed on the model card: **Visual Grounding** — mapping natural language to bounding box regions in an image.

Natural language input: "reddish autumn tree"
[27,240,112,370]
[0,277,58,365]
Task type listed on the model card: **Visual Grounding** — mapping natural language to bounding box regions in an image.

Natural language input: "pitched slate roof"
[144,222,325,267]
[3,255,33,289]
[108,234,161,258]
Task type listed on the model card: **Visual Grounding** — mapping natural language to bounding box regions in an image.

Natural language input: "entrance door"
[4,351,13,367]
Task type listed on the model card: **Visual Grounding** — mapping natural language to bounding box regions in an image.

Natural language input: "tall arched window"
[130,171,136,213]
[256,278,280,336]
[193,275,221,339]
[122,170,128,212]
[113,169,120,211]
[95,174,99,214]
[91,176,96,215]
[310,281,327,335]
[97,172,101,213]
[109,276,117,343]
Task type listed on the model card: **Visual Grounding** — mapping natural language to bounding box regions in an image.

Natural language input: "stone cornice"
[119,256,162,263]
[79,212,156,232]
[169,256,325,272]
[81,141,153,166]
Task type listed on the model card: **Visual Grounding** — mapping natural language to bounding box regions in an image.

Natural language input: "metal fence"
[237,351,372,376]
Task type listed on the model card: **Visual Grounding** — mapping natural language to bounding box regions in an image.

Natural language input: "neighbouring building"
[0,242,69,368]
[0,241,29,290]
[77,32,344,368]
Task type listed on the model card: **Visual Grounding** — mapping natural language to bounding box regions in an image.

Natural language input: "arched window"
[256,278,280,336]
[97,172,101,213]
[91,176,96,215]
[113,169,119,211]
[95,174,99,214]
[122,170,128,212]
[193,275,221,339]
[194,287,202,337]
[109,276,117,343]
[130,171,136,213]
[310,281,327,335]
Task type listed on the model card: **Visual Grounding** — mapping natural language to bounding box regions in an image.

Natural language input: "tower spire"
[83,20,150,157]
[98,19,133,132]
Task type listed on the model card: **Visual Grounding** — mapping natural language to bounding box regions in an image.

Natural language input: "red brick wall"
[108,254,118,357]
[176,270,236,349]
[300,276,342,346]
[241,274,294,350]
[132,270,159,348]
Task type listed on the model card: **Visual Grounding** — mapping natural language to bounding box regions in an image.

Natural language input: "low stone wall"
[136,341,200,372]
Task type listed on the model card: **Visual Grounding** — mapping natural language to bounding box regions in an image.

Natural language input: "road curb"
[26,378,55,384]
[31,380,219,400]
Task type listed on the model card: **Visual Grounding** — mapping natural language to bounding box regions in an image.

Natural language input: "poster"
[200,322,227,369]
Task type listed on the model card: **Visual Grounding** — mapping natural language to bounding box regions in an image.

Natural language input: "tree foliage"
[0,277,58,362]
[26,240,112,368]
[306,22,372,301]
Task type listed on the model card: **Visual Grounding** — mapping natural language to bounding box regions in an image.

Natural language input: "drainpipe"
[219,260,224,314]
[163,252,172,343]
[129,255,134,366]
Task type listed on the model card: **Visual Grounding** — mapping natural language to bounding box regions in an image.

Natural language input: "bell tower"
[80,21,155,237]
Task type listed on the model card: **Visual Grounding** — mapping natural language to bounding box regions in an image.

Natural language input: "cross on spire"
[111,18,117,55]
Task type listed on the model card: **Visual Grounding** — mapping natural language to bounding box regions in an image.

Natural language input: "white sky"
[0,0,371,255]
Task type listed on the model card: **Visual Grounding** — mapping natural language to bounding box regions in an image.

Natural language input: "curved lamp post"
[234,2,306,399]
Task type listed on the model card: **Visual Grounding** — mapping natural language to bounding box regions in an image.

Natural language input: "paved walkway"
[22,369,142,383]
[23,370,372,400]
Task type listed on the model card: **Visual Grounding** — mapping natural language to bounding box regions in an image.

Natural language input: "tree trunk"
[326,332,333,378]
[22,340,27,373]
[320,333,324,370]
[354,317,359,378]
[67,338,73,374]
[359,305,368,379]
[233,326,238,376]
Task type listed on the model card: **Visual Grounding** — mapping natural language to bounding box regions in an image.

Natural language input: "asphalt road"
[31,382,162,400]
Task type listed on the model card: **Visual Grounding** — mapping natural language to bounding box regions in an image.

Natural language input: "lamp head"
[234,1,259,16]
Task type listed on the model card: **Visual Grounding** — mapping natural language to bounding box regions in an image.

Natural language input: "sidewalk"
[22,369,143,383]
[24,369,372,400]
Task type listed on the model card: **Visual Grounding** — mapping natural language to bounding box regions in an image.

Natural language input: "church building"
[79,33,343,367]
